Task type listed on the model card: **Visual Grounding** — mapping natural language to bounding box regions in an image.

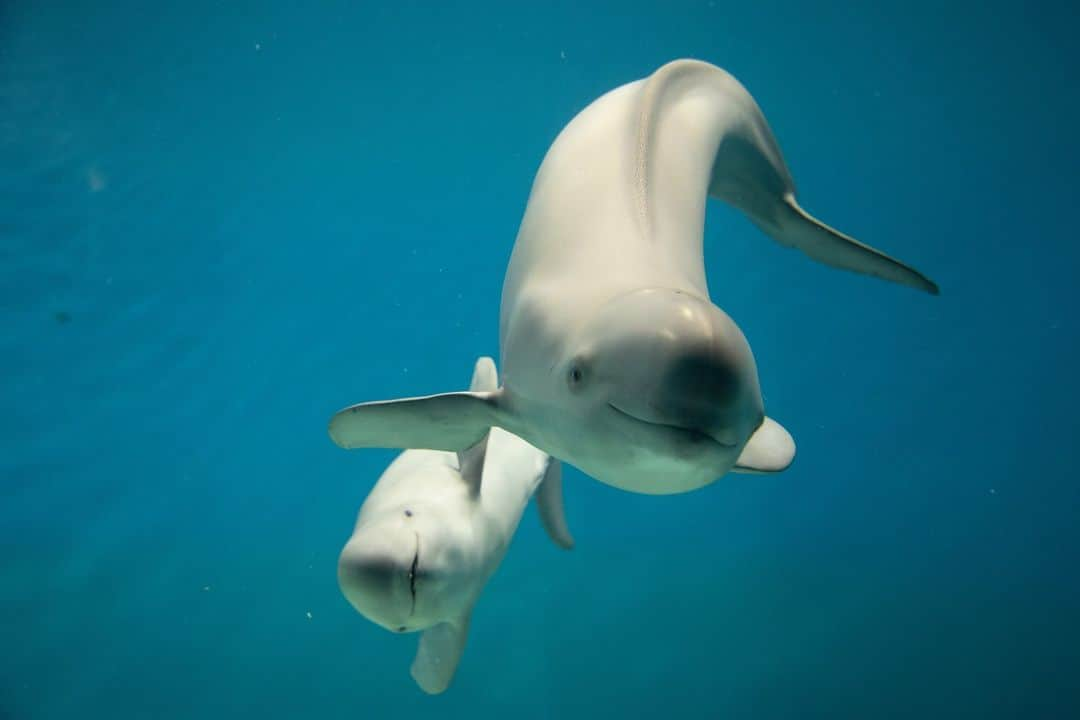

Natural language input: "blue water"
[4,1,1078,718]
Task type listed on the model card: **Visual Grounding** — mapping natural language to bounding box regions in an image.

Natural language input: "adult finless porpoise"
[337,357,573,694]
[328,59,938,494]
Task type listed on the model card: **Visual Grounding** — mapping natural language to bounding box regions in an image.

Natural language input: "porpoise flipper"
[733,416,795,474]
[328,392,503,452]
[456,356,501,494]
[535,459,574,549]
[764,196,939,294]
[410,614,471,695]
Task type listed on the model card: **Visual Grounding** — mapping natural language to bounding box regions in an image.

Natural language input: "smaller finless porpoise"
[327,59,938,496]
[337,357,573,694]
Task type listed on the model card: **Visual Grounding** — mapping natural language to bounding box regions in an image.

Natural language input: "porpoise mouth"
[607,402,736,448]
[407,532,419,617]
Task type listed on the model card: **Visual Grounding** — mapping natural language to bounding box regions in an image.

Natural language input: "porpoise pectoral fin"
[457,357,500,496]
[766,195,940,295]
[733,416,795,474]
[535,459,574,550]
[410,614,472,695]
[328,391,504,452]
[467,356,498,393]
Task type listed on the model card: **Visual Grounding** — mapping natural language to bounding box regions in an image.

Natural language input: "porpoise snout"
[588,289,764,450]
[337,525,418,632]
[653,350,746,445]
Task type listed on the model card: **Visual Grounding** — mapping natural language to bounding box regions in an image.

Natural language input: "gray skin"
[327,59,937,494]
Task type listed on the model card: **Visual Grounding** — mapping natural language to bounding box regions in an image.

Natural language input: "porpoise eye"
[567,361,586,390]
[404,509,413,517]
[397,626,406,633]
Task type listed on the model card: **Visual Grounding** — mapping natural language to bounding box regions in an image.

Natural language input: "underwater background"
[3,1,1078,718]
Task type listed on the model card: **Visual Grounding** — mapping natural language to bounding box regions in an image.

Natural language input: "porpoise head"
[553,288,768,489]
[337,504,473,633]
